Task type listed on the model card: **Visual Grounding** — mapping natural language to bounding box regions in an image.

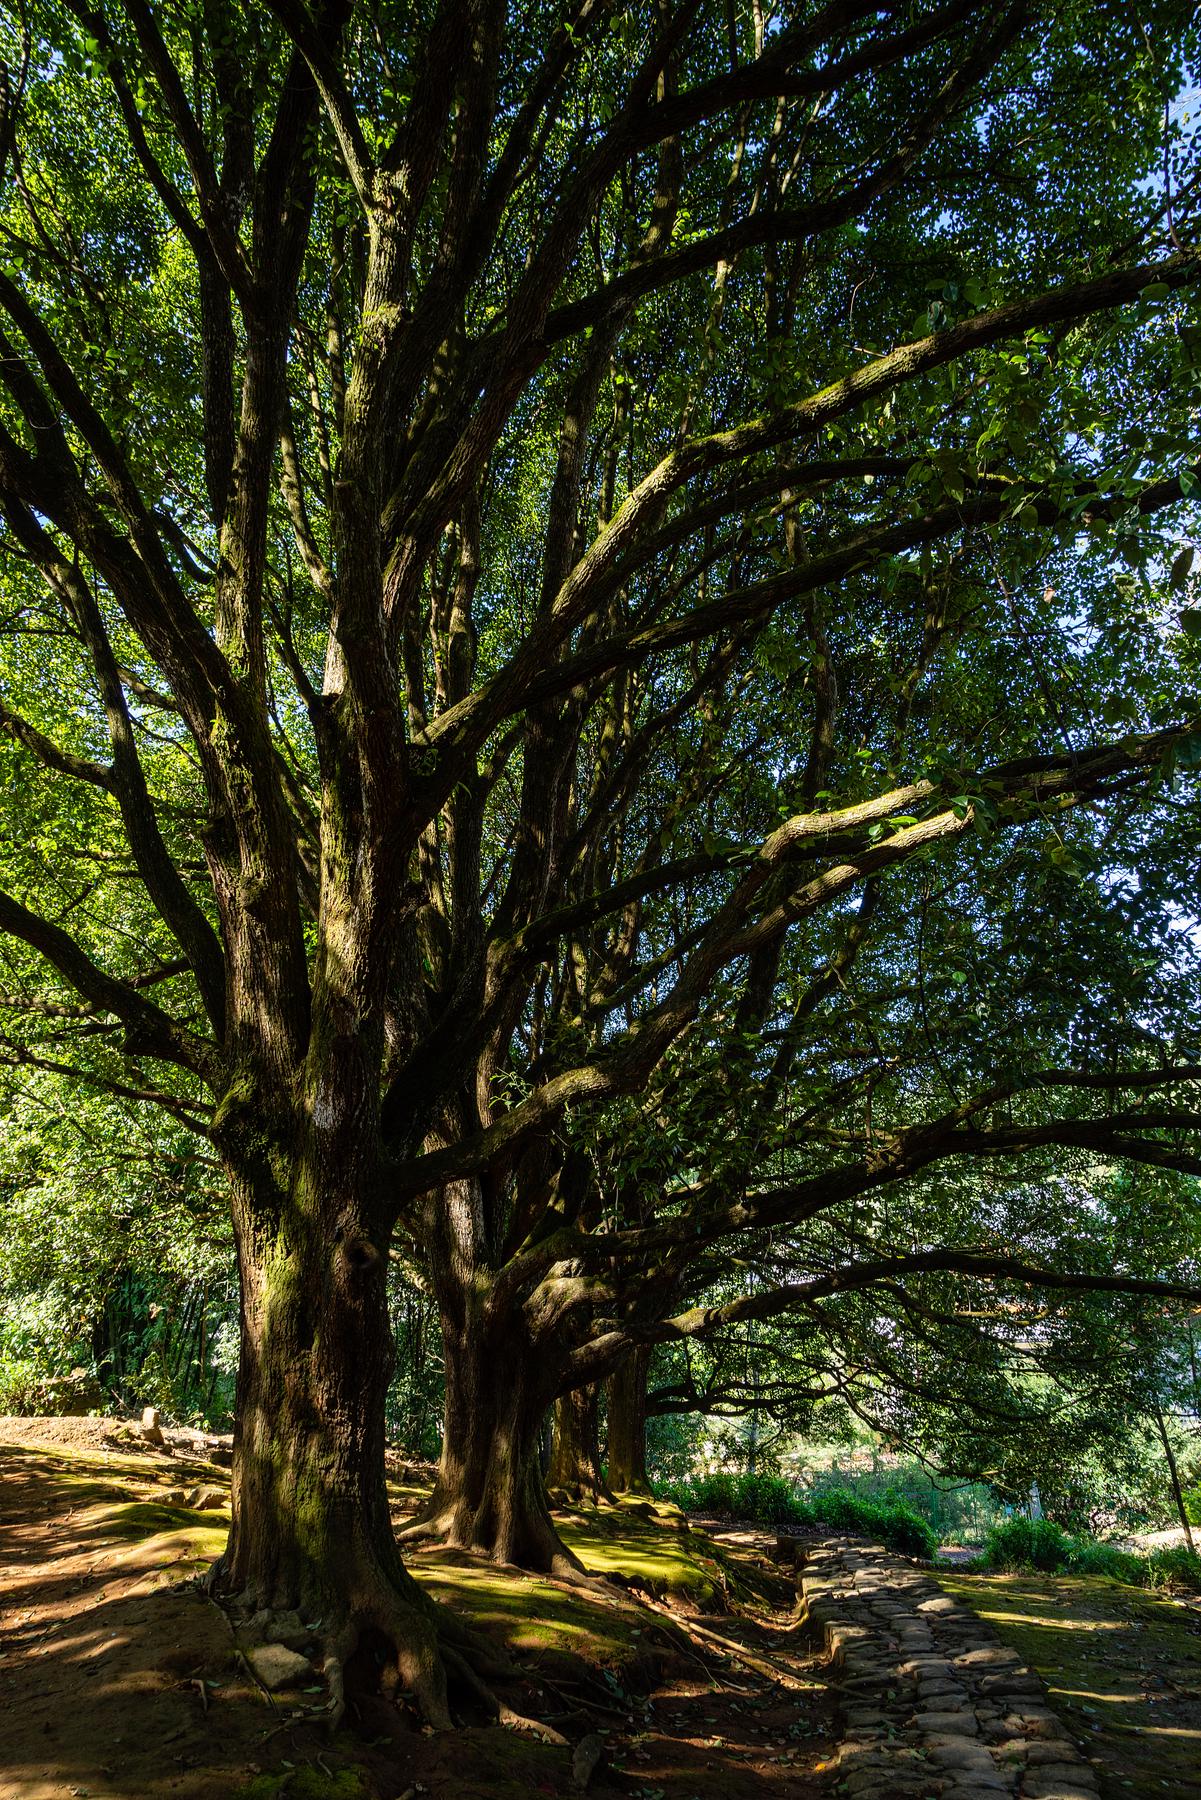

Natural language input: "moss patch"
[412,1548,655,1680]
[106,1497,229,1535]
[232,1767,368,1800]
[556,1501,726,1609]
[937,1569,1201,1800]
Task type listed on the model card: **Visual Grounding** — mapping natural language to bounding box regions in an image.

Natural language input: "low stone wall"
[799,1539,1101,1800]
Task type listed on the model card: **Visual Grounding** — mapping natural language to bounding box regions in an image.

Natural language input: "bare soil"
[0,1422,835,1800]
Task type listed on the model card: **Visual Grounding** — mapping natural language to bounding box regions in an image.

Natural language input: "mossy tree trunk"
[209,1141,463,1724]
[548,1384,609,1501]
[396,1172,586,1576]
[607,1347,653,1494]
[402,1266,585,1576]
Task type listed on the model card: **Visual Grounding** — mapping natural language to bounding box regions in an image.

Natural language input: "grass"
[936,1567,1201,1800]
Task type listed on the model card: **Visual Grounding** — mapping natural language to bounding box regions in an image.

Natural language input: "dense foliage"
[984,1514,1201,1591]
[1,0,1201,1716]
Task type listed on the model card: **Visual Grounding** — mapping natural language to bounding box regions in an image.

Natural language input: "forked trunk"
[399,1175,586,1575]
[211,1171,456,1725]
[607,1347,652,1494]
[407,1316,584,1576]
[547,1383,610,1501]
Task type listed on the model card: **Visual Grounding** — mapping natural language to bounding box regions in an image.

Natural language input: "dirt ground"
[0,1421,835,1800]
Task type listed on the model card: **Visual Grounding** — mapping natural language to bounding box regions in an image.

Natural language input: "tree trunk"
[211,1171,458,1726]
[403,1304,584,1576]
[607,1347,652,1494]
[548,1384,609,1501]
[1153,1404,1197,1558]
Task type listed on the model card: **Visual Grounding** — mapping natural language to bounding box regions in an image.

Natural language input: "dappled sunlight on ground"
[2,1432,834,1800]
[937,1569,1201,1800]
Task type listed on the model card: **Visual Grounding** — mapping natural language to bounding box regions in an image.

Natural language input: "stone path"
[799,1539,1102,1800]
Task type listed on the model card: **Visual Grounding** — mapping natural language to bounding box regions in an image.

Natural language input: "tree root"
[209,1566,518,1734]
[630,1592,814,1692]
[398,1496,587,1581]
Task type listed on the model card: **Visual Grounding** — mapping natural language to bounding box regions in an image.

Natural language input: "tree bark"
[399,1182,586,1576]
[1153,1404,1198,1558]
[607,1347,652,1494]
[548,1384,609,1501]
[403,1306,584,1575]
[210,1165,458,1726]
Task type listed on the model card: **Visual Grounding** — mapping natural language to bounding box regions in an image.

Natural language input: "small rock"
[941,1785,1012,1800]
[571,1732,604,1790]
[1002,1709,1061,1738]
[240,1608,312,1653]
[955,1646,1023,1671]
[139,1406,164,1446]
[926,1743,1001,1773]
[1024,1742,1087,1767]
[246,1643,313,1692]
[194,1488,226,1511]
[910,1709,980,1735]
[1021,1784,1099,1800]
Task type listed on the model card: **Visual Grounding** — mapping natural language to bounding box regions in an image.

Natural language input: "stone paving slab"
[798,1539,1102,1800]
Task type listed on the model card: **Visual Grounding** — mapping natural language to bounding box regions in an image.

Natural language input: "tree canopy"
[1,0,1199,1725]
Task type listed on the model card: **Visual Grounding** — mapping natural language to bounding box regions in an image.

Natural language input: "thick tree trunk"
[395,1173,582,1575]
[607,1347,652,1494]
[402,1303,585,1576]
[547,1384,610,1501]
[210,1171,460,1726]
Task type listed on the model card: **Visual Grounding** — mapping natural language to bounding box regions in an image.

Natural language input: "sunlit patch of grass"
[938,1569,1201,1800]
[412,1552,651,1672]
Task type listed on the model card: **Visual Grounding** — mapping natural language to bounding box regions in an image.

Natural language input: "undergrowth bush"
[1145,1545,1201,1590]
[660,1470,937,1559]
[984,1515,1201,1591]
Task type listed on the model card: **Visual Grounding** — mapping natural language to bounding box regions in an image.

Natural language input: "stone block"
[246,1643,313,1692]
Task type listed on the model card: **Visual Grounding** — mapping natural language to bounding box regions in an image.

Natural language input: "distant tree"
[1,0,1200,1722]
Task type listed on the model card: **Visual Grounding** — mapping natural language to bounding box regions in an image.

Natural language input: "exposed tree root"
[210,1559,518,1733]
[630,1591,814,1692]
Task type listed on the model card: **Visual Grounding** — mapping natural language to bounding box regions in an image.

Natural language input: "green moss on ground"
[413,1549,655,1677]
[937,1569,1201,1800]
[232,1767,367,1800]
[557,1499,728,1608]
[106,1497,229,1534]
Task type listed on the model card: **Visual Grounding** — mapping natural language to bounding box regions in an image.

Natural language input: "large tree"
[1,0,1200,1724]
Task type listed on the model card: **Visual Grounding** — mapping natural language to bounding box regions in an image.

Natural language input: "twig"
[203,1590,280,1713]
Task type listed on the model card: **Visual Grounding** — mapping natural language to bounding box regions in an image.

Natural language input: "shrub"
[1145,1545,1201,1591]
[662,1471,804,1524]
[1067,1539,1145,1584]
[660,1472,937,1559]
[984,1515,1201,1592]
[985,1516,1073,1573]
